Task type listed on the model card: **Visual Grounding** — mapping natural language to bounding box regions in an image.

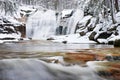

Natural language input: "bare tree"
[115,0,119,12]
[0,0,18,15]
[110,0,117,24]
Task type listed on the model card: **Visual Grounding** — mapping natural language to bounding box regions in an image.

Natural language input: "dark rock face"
[4,26,16,33]
[15,25,26,38]
[96,32,112,39]
[62,41,67,44]
[89,31,97,40]
[114,39,120,47]
[56,26,63,35]
[0,38,15,40]
[79,31,86,36]
[108,41,114,45]
[47,37,55,40]
[89,31,113,43]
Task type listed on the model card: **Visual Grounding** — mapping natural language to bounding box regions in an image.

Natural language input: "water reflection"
[0,40,113,53]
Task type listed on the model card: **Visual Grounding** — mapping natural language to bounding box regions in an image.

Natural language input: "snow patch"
[51,33,96,44]
[62,9,73,18]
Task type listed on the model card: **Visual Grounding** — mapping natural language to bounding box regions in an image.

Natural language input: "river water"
[0,40,113,52]
[0,40,119,80]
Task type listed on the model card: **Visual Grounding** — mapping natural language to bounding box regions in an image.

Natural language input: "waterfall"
[26,9,84,39]
[66,9,84,34]
[26,10,57,39]
[0,59,104,80]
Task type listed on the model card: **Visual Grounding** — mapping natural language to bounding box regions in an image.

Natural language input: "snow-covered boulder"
[0,33,20,43]
[78,15,92,26]
[20,6,37,16]
[50,33,96,44]
[61,9,74,18]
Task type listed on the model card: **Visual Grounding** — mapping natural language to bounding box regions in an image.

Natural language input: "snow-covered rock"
[0,33,20,43]
[79,15,92,24]
[61,9,73,18]
[51,33,96,44]
[20,6,37,16]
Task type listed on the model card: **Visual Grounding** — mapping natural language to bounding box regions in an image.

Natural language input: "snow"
[116,12,120,23]
[97,39,108,44]
[93,23,103,32]
[61,9,73,18]
[19,6,37,12]
[0,2,120,45]
[67,9,84,34]
[0,33,20,43]
[108,35,120,41]
[51,33,96,44]
[7,17,22,26]
[79,15,92,23]
[116,12,120,17]
[0,33,20,39]
[19,6,37,16]
[0,40,4,43]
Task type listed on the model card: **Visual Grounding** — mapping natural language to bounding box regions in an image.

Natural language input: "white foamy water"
[26,10,57,40]
[26,9,84,40]
[0,59,104,80]
[66,9,84,34]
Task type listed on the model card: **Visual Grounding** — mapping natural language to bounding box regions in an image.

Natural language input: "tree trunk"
[103,0,109,18]
[115,0,119,12]
[110,0,117,24]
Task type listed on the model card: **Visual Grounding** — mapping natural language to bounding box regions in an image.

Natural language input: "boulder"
[47,37,55,40]
[114,39,120,47]
[15,25,26,38]
[96,32,112,39]
[79,31,86,36]
[89,31,97,40]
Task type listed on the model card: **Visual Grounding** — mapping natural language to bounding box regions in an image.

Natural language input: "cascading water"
[26,10,57,39]
[0,59,104,80]
[66,9,84,34]
[26,9,84,39]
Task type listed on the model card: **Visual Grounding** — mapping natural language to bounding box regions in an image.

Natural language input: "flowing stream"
[26,10,57,39]
[0,40,119,80]
[0,59,104,80]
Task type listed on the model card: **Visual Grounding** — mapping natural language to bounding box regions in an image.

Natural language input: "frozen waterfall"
[26,9,84,40]
[66,9,84,34]
[26,10,57,39]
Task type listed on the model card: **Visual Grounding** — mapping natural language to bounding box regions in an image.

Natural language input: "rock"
[4,26,16,33]
[96,32,112,39]
[89,31,97,40]
[0,38,15,40]
[79,31,86,36]
[96,62,120,80]
[15,25,26,38]
[95,54,106,61]
[63,52,96,64]
[62,41,67,44]
[108,41,114,45]
[114,39,120,47]
[56,26,63,35]
[47,37,55,40]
